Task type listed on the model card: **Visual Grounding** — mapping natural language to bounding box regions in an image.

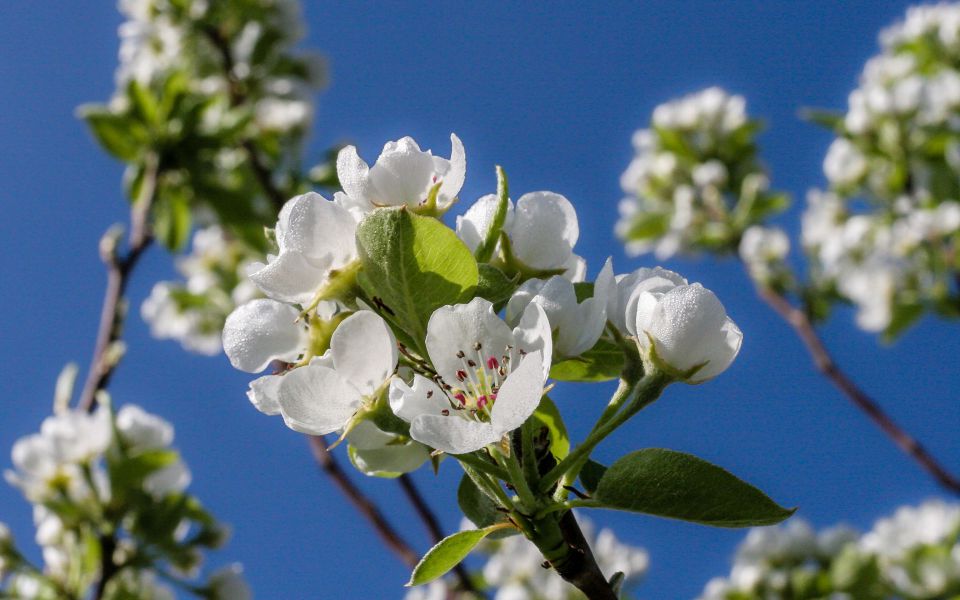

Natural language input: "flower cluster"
[216,132,760,597]
[406,518,649,600]
[223,134,744,468]
[82,0,332,253]
[617,87,788,259]
[143,225,262,355]
[699,499,960,600]
[2,403,247,599]
[804,2,960,335]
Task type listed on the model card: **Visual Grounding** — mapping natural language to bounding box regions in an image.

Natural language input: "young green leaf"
[579,459,608,495]
[473,165,510,262]
[532,396,570,460]
[79,107,147,162]
[457,474,502,528]
[407,524,509,586]
[590,448,795,527]
[475,264,518,307]
[550,339,625,382]
[356,207,479,342]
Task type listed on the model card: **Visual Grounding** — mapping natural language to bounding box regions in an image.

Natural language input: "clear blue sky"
[2,2,958,598]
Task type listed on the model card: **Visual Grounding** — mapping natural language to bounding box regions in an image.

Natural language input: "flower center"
[438,341,522,422]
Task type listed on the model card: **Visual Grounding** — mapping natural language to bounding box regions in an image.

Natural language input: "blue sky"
[2,1,959,598]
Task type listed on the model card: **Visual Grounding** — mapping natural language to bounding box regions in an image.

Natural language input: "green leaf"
[457,475,502,528]
[356,208,479,343]
[153,185,193,251]
[882,302,924,343]
[109,449,179,495]
[79,106,146,162]
[407,525,506,586]
[579,459,607,495]
[550,339,625,382]
[475,264,518,307]
[590,448,795,527]
[623,211,669,241]
[532,396,569,460]
[474,165,510,262]
[800,107,845,131]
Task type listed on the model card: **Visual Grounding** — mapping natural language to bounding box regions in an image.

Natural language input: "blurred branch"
[200,24,286,211]
[78,153,159,413]
[307,436,419,567]
[756,285,960,496]
[398,474,477,593]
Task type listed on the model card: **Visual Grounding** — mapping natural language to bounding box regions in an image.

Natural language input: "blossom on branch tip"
[389,298,551,455]
[337,134,466,214]
[457,190,585,280]
[634,283,742,383]
[222,298,309,374]
[277,311,398,436]
[505,258,615,357]
[248,192,360,305]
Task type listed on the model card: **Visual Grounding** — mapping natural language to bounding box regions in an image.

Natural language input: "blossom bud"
[633,283,742,383]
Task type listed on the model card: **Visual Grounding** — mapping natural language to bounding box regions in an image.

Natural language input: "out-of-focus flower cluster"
[143,225,262,355]
[804,3,960,336]
[81,0,333,253]
[699,499,960,600]
[406,518,649,600]
[1,402,248,599]
[617,87,788,259]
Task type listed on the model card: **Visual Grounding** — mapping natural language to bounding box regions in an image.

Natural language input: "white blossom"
[337,134,466,214]
[209,564,252,600]
[248,192,360,305]
[278,311,397,436]
[389,298,551,455]
[457,191,585,279]
[633,283,742,383]
[505,259,615,358]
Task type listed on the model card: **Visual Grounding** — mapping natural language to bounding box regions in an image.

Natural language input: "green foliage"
[475,264,518,307]
[590,448,795,527]
[532,396,570,460]
[474,166,511,263]
[356,208,479,345]
[550,339,625,382]
[579,459,607,495]
[407,525,506,586]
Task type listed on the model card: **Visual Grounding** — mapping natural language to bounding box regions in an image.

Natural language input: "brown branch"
[78,154,159,413]
[397,475,477,594]
[308,435,419,567]
[757,285,960,495]
[92,534,118,600]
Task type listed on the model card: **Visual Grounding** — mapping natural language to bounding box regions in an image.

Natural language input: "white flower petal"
[336,145,373,208]
[410,416,498,455]
[330,311,397,396]
[512,304,553,380]
[278,364,362,435]
[437,133,466,207]
[688,317,743,383]
[426,298,515,385]
[246,374,283,415]
[369,137,436,207]
[248,251,327,305]
[222,299,306,373]
[389,375,448,423]
[280,192,357,267]
[490,351,544,436]
[510,192,579,270]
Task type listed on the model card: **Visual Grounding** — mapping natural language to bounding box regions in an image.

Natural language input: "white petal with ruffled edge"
[277,364,362,435]
[388,375,448,423]
[246,374,283,415]
[510,192,579,270]
[330,311,397,396]
[222,299,306,373]
[489,351,544,435]
[410,416,499,455]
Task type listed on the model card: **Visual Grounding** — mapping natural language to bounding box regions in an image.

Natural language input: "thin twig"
[308,436,419,567]
[757,286,960,495]
[398,475,477,594]
[78,154,159,413]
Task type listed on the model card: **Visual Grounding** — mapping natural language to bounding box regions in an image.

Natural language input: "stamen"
[456,370,467,382]
[441,409,449,416]
[426,390,433,399]
[456,350,465,359]
[487,356,499,370]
